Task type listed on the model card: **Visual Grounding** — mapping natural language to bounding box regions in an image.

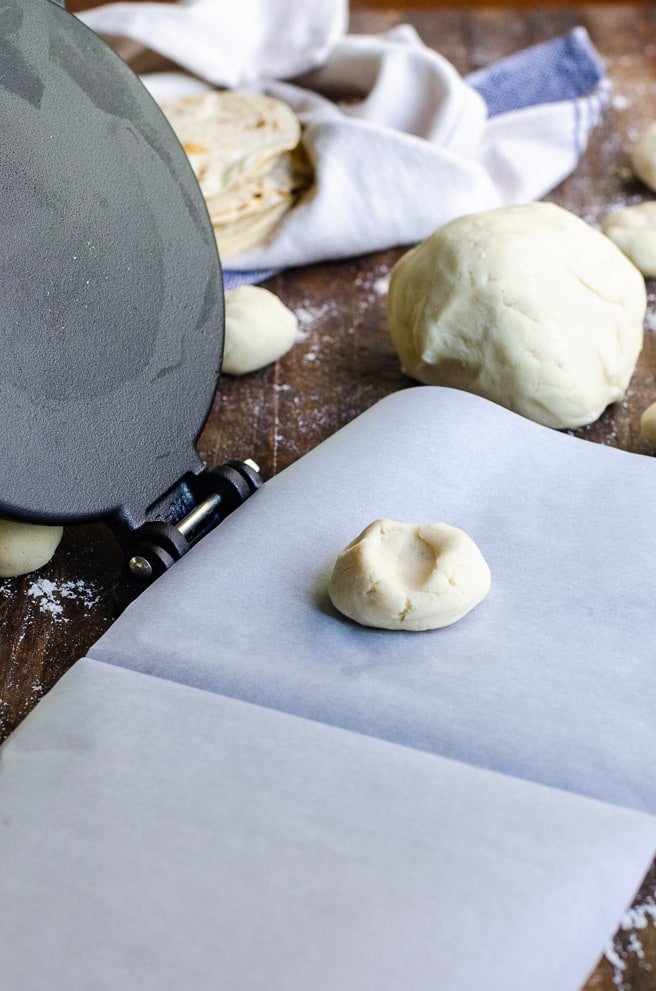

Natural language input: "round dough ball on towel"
[328,519,490,632]
[387,202,646,428]
[0,519,63,578]
[631,121,656,192]
[602,202,656,277]
[223,285,298,375]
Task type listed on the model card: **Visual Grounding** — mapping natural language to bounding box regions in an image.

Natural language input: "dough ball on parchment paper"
[223,285,298,375]
[386,202,646,429]
[0,519,63,578]
[328,519,491,632]
[602,201,656,277]
[631,121,656,192]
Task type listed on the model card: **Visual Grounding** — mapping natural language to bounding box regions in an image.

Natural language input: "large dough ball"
[328,519,490,632]
[386,202,646,428]
[0,519,63,578]
[222,285,298,375]
[631,121,656,191]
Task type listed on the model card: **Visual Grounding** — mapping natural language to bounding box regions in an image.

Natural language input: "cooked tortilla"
[161,89,303,198]
[213,200,292,259]
[204,143,313,226]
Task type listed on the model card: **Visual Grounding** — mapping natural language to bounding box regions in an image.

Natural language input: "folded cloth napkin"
[78,1,609,281]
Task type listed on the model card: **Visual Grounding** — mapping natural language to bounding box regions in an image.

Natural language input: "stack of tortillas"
[160,90,314,259]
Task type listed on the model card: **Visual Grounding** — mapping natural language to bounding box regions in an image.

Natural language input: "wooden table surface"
[2,4,656,988]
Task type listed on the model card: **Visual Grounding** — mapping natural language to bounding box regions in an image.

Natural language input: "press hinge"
[112,458,262,611]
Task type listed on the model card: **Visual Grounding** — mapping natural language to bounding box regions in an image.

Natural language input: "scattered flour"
[612,93,632,111]
[292,265,389,349]
[294,301,337,340]
[605,895,656,989]
[353,264,390,307]
[373,275,390,297]
[26,578,101,621]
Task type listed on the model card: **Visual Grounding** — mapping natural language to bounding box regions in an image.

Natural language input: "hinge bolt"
[128,555,154,580]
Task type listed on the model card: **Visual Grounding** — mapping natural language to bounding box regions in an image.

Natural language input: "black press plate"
[0,0,224,528]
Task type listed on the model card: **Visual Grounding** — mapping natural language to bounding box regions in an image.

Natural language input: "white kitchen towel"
[78,1,609,275]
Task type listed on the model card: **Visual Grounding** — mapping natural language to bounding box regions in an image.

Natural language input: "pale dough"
[328,519,491,632]
[386,202,646,429]
[640,401,656,445]
[0,519,63,578]
[222,285,298,375]
[631,121,656,192]
[602,202,656,277]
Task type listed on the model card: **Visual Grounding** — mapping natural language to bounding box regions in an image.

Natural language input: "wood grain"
[350,0,641,5]
[2,6,655,989]
[65,0,644,9]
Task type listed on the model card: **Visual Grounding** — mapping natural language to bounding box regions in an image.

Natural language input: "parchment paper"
[1,657,654,991]
[89,387,656,814]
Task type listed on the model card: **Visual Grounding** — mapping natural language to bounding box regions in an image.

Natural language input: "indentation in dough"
[328,518,491,632]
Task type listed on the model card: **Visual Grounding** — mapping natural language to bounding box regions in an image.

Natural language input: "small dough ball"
[222,284,298,375]
[640,401,656,445]
[631,121,656,191]
[328,518,490,632]
[0,519,63,578]
[602,202,656,276]
[387,202,646,429]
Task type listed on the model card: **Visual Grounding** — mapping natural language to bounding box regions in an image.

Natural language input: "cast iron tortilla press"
[0,0,261,603]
